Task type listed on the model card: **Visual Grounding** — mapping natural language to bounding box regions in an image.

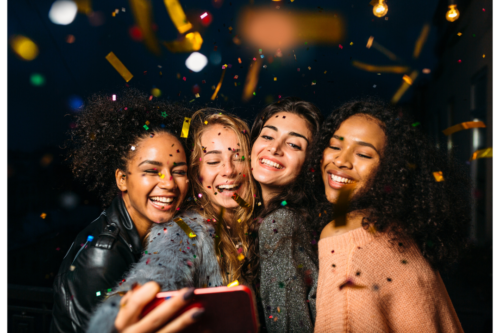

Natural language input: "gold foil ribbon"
[232,193,250,208]
[163,32,203,53]
[105,52,133,82]
[163,0,192,34]
[174,217,197,238]
[129,0,161,56]
[442,121,486,136]
[470,147,492,161]
[180,117,191,138]
[432,171,444,182]
[211,68,227,100]
[227,280,239,288]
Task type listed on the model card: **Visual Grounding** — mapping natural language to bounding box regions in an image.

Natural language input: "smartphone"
[141,285,258,333]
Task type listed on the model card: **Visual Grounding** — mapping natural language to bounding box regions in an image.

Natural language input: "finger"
[156,307,204,333]
[120,282,141,306]
[115,282,161,331]
[131,287,195,332]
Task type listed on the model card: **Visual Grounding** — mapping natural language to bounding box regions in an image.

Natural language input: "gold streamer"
[442,121,486,136]
[163,32,203,53]
[470,147,492,161]
[105,52,134,82]
[74,0,92,14]
[180,117,191,138]
[211,68,227,100]
[129,0,162,56]
[173,217,197,238]
[351,60,410,74]
[413,24,430,59]
[227,280,239,287]
[391,70,418,104]
[242,57,263,102]
[232,193,251,208]
[163,0,192,34]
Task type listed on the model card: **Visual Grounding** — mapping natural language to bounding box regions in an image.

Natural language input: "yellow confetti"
[457,32,462,36]
[174,217,197,238]
[277,306,281,313]
[350,42,353,45]
[10,35,39,61]
[242,57,262,102]
[237,253,245,261]
[274,77,277,81]
[211,68,227,100]
[163,0,192,34]
[204,120,208,125]
[442,121,486,136]
[352,60,410,74]
[232,193,250,208]
[40,213,47,219]
[227,280,239,287]
[433,171,444,182]
[145,120,150,125]
[402,74,413,85]
[470,147,492,161]
[163,32,203,53]
[158,173,165,179]
[105,52,133,82]
[180,117,191,138]
[297,264,303,268]
[483,54,486,58]
[237,219,241,223]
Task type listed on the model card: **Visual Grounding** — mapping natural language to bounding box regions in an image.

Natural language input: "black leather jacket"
[50,197,143,333]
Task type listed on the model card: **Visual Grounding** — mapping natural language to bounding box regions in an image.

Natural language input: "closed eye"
[207,161,220,165]
[357,154,372,159]
[173,170,187,175]
[261,135,273,140]
[288,143,302,150]
[329,146,340,150]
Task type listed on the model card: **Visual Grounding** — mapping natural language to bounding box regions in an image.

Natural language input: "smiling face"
[251,112,312,191]
[116,132,189,232]
[321,114,386,204]
[198,124,248,211]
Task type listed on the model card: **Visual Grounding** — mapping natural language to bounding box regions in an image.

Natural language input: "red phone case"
[141,285,258,333]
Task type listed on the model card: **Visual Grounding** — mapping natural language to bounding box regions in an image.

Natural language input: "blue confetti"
[87,235,94,242]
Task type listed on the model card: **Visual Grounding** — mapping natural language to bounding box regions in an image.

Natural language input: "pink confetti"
[458,59,462,63]
[339,44,343,49]
[183,77,186,81]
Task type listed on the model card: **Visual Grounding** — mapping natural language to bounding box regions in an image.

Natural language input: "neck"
[121,192,151,242]
[260,183,283,208]
[320,209,367,240]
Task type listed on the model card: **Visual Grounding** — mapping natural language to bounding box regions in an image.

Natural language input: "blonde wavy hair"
[187,109,257,285]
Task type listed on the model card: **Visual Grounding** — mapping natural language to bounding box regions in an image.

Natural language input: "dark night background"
[8,0,492,332]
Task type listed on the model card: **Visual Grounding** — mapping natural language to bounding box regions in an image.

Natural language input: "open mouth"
[216,184,242,193]
[149,196,176,210]
[259,158,284,170]
[328,172,355,184]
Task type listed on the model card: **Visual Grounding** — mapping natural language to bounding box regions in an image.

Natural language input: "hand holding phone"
[114,282,203,333]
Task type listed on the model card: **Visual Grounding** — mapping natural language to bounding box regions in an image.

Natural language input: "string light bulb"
[446,4,460,22]
[373,0,388,18]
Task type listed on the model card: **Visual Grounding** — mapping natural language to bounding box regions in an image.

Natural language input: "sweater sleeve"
[258,209,317,333]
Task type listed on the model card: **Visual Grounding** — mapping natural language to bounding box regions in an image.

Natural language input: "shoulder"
[259,208,303,235]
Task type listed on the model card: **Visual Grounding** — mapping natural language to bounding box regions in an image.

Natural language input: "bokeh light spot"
[30,73,46,86]
[10,35,39,61]
[49,1,78,25]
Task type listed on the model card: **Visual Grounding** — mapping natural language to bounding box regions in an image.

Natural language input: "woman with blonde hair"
[86,109,258,332]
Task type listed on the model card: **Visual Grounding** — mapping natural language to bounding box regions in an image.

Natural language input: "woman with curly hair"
[51,89,222,333]
[313,99,468,332]
[85,109,258,332]
[242,97,324,333]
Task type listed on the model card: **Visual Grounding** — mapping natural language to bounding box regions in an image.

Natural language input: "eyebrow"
[263,125,310,144]
[332,135,380,155]
[138,160,162,167]
[205,150,222,155]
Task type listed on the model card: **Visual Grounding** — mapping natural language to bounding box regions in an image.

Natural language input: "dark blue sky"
[8,0,441,152]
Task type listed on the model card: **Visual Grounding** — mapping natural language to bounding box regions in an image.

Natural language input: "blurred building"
[417,0,492,245]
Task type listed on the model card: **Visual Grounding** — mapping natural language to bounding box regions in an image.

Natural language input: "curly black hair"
[310,98,471,271]
[241,97,324,283]
[66,88,193,208]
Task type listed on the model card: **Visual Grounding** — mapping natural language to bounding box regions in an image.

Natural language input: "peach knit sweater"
[315,227,463,333]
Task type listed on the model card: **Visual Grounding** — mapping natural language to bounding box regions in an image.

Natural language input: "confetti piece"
[232,193,251,208]
[40,213,47,219]
[96,291,101,296]
[442,121,486,136]
[242,57,263,102]
[352,60,410,74]
[174,217,197,238]
[280,200,287,206]
[391,70,419,104]
[131,146,136,151]
[158,173,165,179]
[87,235,94,242]
[10,35,39,61]
[413,24,430,58]
[180,117,191,138]
[144,125,149,130]
[164,0,193,34]
[211,68,227,100]
[237,253,245,261]
[412,122,420,127]
[106,52,133,82]
[70,265,75,271]
[163,32,203,52]
[470,147,492,161]
[433,171,444,182]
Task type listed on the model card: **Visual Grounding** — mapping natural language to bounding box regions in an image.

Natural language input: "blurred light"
[192,84,200,94]
[68,95,84,111]
[209,51,221,65]
[212,0,223,9]
[66,34,75,43]
[200,12,208,19]
[88,11,105,26]
[373,0,388,18]
[112,94,116,101]
[30,73,46,86]
[129,26,143,42]
[60,191,79,210]
[446,5,460,22]
[10,35,39,61]
[402,75,413,85]
[422,68,431,74]
[40,154,53,167]
[201,11,213,26]
[151,88,161,97]
[49,1,78,25]
[185,52,208,72]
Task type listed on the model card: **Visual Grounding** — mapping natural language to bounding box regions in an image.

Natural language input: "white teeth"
[151,196,174,203]
[330,174,353,184]
[260,158,283,169]
[218,184,240,189]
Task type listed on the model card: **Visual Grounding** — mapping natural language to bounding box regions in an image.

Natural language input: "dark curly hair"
[66,88,192,208]
[310,98,471,271]
[241,97,324,283]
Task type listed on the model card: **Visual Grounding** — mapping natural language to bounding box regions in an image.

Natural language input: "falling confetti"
[174,217,197,238]
[470,147,492,161]
[180,117,191,138]
[105,52,133,82]
[211,68,227,100]
[442,121,486,136]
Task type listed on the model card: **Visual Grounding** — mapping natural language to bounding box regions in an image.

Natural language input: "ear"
[115,169,128,192]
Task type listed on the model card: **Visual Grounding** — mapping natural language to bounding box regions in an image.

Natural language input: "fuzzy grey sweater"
[85,210,223,333]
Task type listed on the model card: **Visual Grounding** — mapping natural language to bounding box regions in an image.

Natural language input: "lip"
[149,195,177,211]
[326,170,355,190]
[215,181,243,197]
[258,156,285,171]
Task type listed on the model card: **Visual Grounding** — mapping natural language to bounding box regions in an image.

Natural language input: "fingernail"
[192,308,205,320]
[131,282,139,291]
[183,287,195,301]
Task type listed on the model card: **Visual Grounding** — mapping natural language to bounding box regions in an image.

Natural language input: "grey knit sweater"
[86,210,223,332]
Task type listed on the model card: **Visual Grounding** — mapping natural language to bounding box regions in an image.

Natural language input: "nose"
[222,159,237,178]
[267,140,283,156]
[158,171,178,191]
[334,149,353,169]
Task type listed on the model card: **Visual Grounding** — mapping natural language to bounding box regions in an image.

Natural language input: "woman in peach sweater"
[311,99,469,332]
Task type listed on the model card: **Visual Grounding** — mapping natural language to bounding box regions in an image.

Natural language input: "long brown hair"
[187,109,257,284]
